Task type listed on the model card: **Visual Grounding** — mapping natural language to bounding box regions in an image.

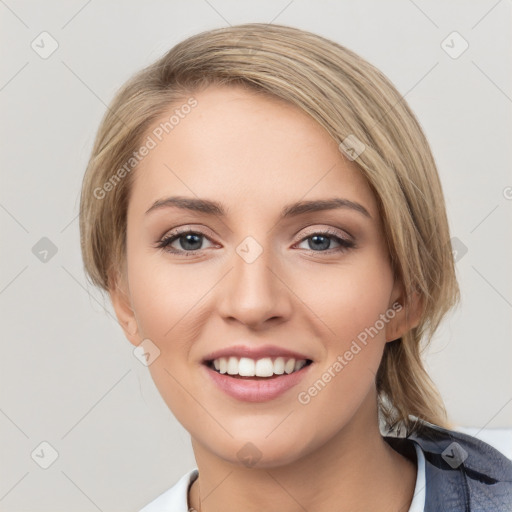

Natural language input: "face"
[111,84,413,468]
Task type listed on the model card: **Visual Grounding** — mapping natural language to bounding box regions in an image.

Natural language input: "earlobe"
[385,286,424,343]
[108,272,140,346]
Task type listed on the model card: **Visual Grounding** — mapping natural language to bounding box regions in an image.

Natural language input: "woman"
[79,23,512,512]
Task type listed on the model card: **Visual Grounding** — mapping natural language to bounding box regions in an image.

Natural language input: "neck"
[188,401,416,512]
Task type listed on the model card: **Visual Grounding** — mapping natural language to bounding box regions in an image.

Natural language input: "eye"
[295,229,355,253]
[156,230,215,254]
[154,227,355,256]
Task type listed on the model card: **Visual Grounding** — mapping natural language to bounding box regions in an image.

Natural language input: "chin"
[200,427,320,470]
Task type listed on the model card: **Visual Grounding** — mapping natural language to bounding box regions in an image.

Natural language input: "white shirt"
[140,442,426,512]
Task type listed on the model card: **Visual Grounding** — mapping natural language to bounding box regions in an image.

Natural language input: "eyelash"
[155,228,355,256]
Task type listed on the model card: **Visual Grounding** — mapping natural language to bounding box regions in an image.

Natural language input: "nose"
[216,239,293,329]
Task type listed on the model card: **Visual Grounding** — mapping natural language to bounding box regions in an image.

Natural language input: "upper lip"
[202,345,313,363]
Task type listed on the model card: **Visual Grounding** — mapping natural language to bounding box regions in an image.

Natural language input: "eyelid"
[293,225,354,244]
[160,224,216,240]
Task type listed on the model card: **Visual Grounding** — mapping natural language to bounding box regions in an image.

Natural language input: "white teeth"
[284,358,296,374]
[294,359,306,372]
[210,356,309,377]
[227,356,238,375]
[273,357,285,375]
[255,357,274,377]
[238,357,255,376]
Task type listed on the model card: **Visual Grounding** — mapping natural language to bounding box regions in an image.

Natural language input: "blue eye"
[297,232,354,252]
[155,229,355,256]
[156,231,214,254]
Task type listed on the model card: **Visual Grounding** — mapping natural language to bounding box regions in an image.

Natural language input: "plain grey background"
[1,1,511,510]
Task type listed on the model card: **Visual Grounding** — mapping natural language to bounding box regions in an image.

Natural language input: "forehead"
[129,84,378,219]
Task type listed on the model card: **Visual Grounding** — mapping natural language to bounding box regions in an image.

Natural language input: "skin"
[110,84,423,512]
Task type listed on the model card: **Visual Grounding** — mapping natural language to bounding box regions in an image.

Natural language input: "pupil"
[310,235,329,251]
[181,234,202,250]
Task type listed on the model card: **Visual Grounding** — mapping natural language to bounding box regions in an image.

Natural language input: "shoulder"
[138,468,198,512]
[385,421,512,512]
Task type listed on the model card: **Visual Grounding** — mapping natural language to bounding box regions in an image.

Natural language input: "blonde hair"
[80,23,460,433]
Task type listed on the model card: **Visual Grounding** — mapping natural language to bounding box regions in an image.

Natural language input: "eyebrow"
[145,196,371,219]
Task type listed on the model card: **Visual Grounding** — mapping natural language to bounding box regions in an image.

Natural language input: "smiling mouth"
[205,356,313,379]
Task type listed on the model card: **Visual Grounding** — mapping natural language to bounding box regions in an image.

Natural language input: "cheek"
[295,252,394,346]
[127,249,212,340]
[126,254,213,429]
[292,254,394,398]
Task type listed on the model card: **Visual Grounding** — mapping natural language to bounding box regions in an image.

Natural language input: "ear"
[108,269,140,347]
[385,280,424,342]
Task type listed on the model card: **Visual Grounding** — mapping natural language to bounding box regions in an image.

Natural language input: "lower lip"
[203,363,313,402]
